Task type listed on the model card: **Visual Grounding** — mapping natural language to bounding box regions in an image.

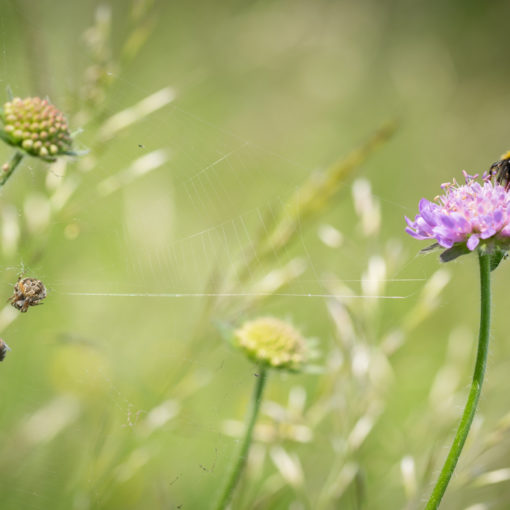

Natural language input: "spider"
[9,277,47,313]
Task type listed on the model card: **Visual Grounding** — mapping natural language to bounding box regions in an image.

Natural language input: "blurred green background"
[2,0,510,509]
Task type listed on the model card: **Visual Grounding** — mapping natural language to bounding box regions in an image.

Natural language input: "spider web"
[32,69,415,303]
[0,3,443,510]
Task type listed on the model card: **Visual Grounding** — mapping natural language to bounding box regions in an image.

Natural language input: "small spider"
[0,339,10,361]
[9,277,47,313]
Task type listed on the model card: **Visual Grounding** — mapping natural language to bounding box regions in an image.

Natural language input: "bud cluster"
[0,97,73,160]
[233,317,307,371]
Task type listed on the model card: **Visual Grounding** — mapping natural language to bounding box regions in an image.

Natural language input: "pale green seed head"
[233,317,307,372]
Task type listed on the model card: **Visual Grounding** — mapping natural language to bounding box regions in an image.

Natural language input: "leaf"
[420,242,442,254]
[489,249,507,272]
[439,244,471,263]
[62,149,90,157]
[0,130,12,144]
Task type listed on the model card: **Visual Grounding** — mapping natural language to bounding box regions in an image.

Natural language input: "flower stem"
[424,251,491,509]
[0,151,24,188]
[214,368,268,510]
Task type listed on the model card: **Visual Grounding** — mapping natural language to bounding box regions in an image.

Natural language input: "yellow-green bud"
[233,317,307,372]
[0,97,73,161]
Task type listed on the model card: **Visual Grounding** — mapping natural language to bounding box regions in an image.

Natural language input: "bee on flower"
[404,161,508,508]
[489,150,510,190]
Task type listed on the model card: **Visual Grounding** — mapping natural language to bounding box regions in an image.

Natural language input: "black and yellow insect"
[490,150,510,189]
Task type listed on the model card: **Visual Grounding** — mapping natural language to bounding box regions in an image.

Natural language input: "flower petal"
[467,234,480,250]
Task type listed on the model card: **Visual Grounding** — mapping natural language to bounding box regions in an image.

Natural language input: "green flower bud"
[233,317,308,372]
[22,139,33,150]
[0,97,73,161]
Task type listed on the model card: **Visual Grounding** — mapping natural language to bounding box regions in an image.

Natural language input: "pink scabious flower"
[405,171,510,255]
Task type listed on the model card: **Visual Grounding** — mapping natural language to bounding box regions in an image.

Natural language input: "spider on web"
[8,276,47,313]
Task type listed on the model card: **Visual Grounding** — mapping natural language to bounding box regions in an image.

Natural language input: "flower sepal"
[489,249,507,272]
[439,243,471,264]
[0,128,14,147]
[420,242,442,254]
[419,237,510,269]
[477,240,510,272]
[431,238,510,269]
[418,240,471,264]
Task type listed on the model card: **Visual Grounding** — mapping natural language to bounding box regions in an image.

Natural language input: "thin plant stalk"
[424,251,491,509]
[0,151,24,188]
[214,367,268,510]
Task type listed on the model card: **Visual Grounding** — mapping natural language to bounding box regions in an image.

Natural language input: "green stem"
[0,151,24,188]
[214,368,268,510]
[424,251,491,509]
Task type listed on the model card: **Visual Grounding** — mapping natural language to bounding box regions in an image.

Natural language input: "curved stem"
[424,251,491,509]
[0,151,24,188]
[214,368,268,510]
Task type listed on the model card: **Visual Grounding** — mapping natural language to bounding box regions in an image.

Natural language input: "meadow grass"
[2,1,510,509]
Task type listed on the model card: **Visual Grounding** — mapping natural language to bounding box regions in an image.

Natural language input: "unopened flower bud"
[0,97,73,161]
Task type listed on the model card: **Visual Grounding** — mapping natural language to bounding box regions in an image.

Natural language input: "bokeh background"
[1,0,510,509]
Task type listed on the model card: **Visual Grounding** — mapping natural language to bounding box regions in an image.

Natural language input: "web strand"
[63,291,408,299]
